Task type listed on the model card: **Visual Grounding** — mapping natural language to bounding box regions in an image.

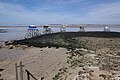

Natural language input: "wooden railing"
[25,70,38,80]
[15,61,38,80]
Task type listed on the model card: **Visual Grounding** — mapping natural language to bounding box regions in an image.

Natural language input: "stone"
[0,68,4,72]
[117,52,120,56]
[9,45,14,49]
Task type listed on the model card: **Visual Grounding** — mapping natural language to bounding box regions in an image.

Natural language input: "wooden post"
[15,63,18,80]
[26,70,30,80]
[25,70,37,80]
[20,62,23,80]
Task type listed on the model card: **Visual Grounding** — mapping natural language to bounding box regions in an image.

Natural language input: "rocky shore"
[0,32,120,80]
[6,32,120,49]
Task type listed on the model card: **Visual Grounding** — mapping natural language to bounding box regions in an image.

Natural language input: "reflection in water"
[0,29,8,33]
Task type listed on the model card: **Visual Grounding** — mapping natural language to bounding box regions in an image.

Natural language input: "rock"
[5,41,12,45]
[79,48,88,52]
[21,45,28,50]
[9,45,14,49]
[78,63,85,67]
[83,65,90,71]
[41,77,44,80]
[89,72,94,76]
[5,41,9,44]
[0,68,4,72]
[89,70,94,72]
[117,52,120,56]
[16,44,21,47]
[99,74,106,79]
[30,46,34,48]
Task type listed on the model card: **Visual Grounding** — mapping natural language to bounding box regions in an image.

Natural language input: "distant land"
[0,24,120,28]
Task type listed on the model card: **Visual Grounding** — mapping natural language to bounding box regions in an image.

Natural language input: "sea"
[0,26,120,41]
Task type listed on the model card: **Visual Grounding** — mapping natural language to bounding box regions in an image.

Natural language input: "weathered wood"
[20,62,23,80]
[26,70,30,80]
[15,63,18,80]
[25,70,37,80]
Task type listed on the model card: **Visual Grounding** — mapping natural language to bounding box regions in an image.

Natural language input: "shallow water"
[0,27,120,41]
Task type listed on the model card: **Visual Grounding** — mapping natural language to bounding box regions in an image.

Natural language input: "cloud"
[0,0,120,25]
[0,2,26,16]
[52,0,83,5]
[90,1,120,17]
[76,1,120,24]
[0,2,81,25]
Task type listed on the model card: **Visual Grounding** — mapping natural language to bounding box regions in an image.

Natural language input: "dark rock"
[5,41,10,45]
[6,32,120,50]
[41,77,44,80]
[99,74,106,79]
[0,68,4,72]
[117,52,120,56]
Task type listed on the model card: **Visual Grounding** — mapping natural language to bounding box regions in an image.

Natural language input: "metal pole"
[15,63,18,80]
[20,61,23,80]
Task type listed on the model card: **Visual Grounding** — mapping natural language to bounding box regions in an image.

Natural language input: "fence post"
[15,63,18,80]
[20,61,23,80]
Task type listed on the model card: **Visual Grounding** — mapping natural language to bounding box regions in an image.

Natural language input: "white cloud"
[53,0,83,5]
[90,1,120,17]
[0,2,24,12]
[0,1,120,25]
[75,1,120,24]
[0,2,81,25]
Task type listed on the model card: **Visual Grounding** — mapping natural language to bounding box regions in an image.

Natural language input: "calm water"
[0,27,120,41]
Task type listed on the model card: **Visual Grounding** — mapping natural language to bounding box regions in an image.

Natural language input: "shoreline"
[8,32,120,50]
[0,32,120,80]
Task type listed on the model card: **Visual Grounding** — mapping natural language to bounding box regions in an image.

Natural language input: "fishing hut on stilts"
[104,26,110,32]
[60,25,66,32]
[25,25,40,38]
[43,25,53,34]
[79,25,85,32]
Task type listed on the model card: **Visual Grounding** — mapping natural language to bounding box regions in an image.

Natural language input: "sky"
[0,0,120,25]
